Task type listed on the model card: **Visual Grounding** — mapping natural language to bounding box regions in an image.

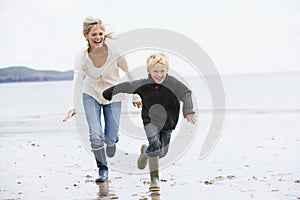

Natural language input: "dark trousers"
[144,123,172,158]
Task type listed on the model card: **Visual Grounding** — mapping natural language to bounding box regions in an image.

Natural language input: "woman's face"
[149,64,168,84]
[85,25,105,50]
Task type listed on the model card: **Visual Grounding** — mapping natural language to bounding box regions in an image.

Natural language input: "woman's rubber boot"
[137,144,148,170]
[149,156,160,192]
[106,143,116,158]
[93,148,108,182]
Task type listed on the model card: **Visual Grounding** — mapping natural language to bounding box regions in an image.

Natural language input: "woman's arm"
[117,56,133,79]
[63,52,85,122]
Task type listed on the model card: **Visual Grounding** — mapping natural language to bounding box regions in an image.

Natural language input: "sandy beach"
[1,73,300,200]
[0,110,299,200]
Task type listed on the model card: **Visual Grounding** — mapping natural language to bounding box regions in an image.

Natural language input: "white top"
[71,40,140,109]
[97,66,105,75]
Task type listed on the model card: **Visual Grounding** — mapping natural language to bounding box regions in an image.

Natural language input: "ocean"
[0,72,300,120]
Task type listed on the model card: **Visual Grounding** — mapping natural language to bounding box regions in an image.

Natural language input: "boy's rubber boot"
[149,156,160,191]
[137,144,148,170]
[94,148,108,182]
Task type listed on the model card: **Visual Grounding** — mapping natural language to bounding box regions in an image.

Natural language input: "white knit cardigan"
[71,40,140,109]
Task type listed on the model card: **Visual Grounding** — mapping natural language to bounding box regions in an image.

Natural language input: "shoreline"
[1,107,300,121]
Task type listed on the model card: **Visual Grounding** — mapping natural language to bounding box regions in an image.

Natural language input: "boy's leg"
[103,102,121,157]
[159,130,172,158]
[143,123,161,191]
[144,123,161,157]
[137,123,159,170]
[137,144,148,169]
[149,156,160,191]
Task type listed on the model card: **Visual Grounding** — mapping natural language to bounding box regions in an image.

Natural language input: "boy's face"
[149,64,168,84]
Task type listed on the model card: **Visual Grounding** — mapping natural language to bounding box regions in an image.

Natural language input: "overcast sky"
[0,0,299,75]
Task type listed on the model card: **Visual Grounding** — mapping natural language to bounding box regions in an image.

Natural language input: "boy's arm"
[102,85,116,101]
[167,76,196,123]
[169,77,195,116]
[182,91,195,117]
[102,80,143,101]
[182,91,197,124]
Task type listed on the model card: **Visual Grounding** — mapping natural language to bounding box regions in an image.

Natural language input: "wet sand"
[0,112,300,199]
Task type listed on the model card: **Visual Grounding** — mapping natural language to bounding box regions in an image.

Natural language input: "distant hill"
[0,66,73,83]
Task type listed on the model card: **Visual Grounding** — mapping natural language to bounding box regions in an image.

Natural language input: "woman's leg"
[103,102,121,157]
[93,147,108,182]
[82,93,108,182]
[82,93,105,149]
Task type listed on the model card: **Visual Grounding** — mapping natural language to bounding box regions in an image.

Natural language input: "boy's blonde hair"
[146,52,169,72]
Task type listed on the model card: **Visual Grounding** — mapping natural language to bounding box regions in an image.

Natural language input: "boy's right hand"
[185,113,197,124]
[63,109,76,122]
[133,101,143,108]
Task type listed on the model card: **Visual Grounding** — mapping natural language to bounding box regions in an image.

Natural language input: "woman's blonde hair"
[82,16,113,41]
[146,52,169,72]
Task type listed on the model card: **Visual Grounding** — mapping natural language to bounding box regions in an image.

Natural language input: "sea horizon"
[0,71,300,120]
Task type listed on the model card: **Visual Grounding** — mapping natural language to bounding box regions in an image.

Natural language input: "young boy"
[103,52,196,191]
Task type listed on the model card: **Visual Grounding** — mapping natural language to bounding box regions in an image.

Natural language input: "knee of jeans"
[146,140,160,156]
[91,142,104,150]
[90,135,104,148]
[150,138,160,147]
[146,150,160,157]
[90,132,104,141]
[105,136,119,146]
[104,123,119,140]
[159,149,169,158]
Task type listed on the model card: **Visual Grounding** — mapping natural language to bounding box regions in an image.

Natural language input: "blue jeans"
[82,93,121,150]
[144,123,172,158]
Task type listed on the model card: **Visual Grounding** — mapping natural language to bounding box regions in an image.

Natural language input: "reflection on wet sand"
[96,181,118,199]
[97,182,109,198]
[96,181,161,200]
[150,192,161,200]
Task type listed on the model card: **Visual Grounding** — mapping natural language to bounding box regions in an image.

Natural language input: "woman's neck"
[88,43,107,54]
[88,43,109,68]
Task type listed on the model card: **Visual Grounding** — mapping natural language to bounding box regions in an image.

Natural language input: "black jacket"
[103,74,195,130]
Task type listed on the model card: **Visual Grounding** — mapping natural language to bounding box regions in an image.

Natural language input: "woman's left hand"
[133,101,143,108]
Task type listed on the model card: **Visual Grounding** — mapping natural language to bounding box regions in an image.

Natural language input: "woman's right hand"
[63,109,76,122]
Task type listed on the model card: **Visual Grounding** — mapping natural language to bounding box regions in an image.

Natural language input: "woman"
[63,17,141,182]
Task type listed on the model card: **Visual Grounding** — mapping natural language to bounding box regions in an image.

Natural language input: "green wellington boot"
[149,156,160,192]
[137,144,148,170]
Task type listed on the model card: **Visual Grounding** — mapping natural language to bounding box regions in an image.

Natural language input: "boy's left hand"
[185,113,197,124]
